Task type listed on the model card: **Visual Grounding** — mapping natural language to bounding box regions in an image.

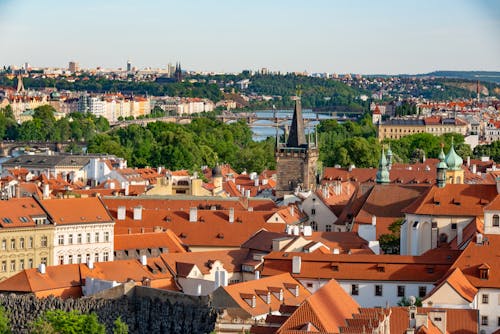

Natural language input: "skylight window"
[2,218,12,224]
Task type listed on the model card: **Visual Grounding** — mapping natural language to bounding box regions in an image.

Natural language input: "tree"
[30,310,105,334]
[113,317,128,334]
[397,296,423,307]
[0,306,10,334]
[378,219,403,254]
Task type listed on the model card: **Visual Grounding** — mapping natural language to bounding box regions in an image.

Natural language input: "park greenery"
[1,103,476,173]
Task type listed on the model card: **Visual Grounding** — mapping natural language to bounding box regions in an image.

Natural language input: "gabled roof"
[161,249,250,277]
[403,184,497,217]
[277,279,359,333]
[39,197,114,225]
[451,234,500,288]
[114,229,187,253]
[219,273,310,318]
[426,267,478,303]
[262,251,458,282]
[0,197,47,228]
[0,258,179,298]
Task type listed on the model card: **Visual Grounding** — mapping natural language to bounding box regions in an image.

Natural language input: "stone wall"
[0,290,216,334]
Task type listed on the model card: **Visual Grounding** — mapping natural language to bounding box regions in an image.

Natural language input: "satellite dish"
[408,296,416,306]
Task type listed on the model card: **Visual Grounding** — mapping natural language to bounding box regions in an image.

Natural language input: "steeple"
[445,139,463,171]
[436,143,447,188]
[286,97,306,148]
[376,148,390,184]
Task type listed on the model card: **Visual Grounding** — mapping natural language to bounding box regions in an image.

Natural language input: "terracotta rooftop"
[0,197,46,228]
[39,197,114,225]
[114,229,187,253]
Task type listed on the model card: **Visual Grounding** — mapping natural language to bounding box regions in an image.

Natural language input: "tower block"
[275,97,319,197]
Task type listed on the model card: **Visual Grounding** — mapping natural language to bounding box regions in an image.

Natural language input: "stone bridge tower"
[275,97,318,198]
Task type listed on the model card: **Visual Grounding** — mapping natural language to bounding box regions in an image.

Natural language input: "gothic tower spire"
[286,96,306,147]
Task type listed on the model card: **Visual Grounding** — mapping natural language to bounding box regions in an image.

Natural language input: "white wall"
[475,288,500,334]
[299,278,434,307]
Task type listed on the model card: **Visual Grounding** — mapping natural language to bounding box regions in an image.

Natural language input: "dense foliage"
[0,105,109,144]
[473,140,500,161]
[88,118,276,173]
[379,219,403,254]
[31,310,106,334]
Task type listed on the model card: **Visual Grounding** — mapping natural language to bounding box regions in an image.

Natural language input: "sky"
[0,0,499,74]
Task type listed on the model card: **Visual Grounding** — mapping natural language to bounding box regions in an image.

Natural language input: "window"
[351,284,359,296]
[77,254,82,264]
[68,234,73,244]
[481,316,488,326]
[397,285,405,297]
[28,237,33,248]
[41,236,48,247]
[28,259,33,268]
[86,233,91,243]
[95,232,100,243]
[77,234,82,244]
[104,232,110,242]
[19,238,24,249]
[493,215,500,227]
[451,223,457,230]
[482,294,489,304]
[94,253,99,263]
[310,221,317,231]
[19,216,29,223]
[497,317,500,327]
[10,239,15,250]
[58,235,64,245]
[325,224,332,232]
[86,254,91,263]
[19,259,24,270]
[40,257,47,265]
[68,255,73,264]
[103,252,109,261]
[375,285,383,296]
[1,261,6,272]
[59,255,64,265]
[311,208,316,215]
[10,260,15,272]
[418,286,427,298]
[1,239,5,251]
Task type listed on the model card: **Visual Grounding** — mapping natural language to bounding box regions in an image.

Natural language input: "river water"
[250,109,344,141]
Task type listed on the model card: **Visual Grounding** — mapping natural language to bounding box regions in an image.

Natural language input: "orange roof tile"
[39,197,114,225]
[114,229,187,253]
[426,267,477,303]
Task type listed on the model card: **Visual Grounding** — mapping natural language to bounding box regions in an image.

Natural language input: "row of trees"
[0,307,128,334]
[0,105,109,143]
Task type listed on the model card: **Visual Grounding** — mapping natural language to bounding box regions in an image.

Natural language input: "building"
[68,61,79,73]
[0,198,52,281]
[377,116,468,141]
[38,197,115,265]
[275,97,318,197]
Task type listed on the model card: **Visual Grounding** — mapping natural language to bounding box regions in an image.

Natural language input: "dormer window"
[479,264,490,280]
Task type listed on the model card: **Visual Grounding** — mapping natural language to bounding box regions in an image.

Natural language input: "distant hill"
[421,71,500,84]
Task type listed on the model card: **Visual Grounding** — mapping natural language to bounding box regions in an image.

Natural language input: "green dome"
[445,144,463,171]
[437,147,448,169]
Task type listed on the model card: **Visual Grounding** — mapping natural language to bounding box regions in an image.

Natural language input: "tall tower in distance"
[127,60,132,72]
[174,62,183,82]
[275,95,319,198]
[68,61,79,73]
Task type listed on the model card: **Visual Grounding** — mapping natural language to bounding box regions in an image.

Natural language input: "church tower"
[275,97,318,197]
[444,140,464,184]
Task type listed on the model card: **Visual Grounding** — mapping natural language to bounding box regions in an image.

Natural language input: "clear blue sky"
[0,0,499,74]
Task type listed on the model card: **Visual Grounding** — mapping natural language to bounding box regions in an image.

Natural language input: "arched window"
[493,215,500,227]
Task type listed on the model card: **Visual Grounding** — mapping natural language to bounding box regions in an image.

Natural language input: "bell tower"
[275,96,318,197]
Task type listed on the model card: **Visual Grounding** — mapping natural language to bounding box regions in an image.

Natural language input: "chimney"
[124,183,129,196]
[189,207,197,222]
[117,206,126,220]
[333,248,340,254]
[16,183,21,198]
[133,206,142,220]
[38,263,46,274]
[254,178,259,187]
[245,189,251,198]
[372,215,377,226]
[228,207,234,223]
[87,260,94,269]
[140,255,147,266]
[466,156,471,167]
[303,225,312,236]
[286,225,293,235]
[290,206,295,217]
[43,184,50,199]
[476,233,483,244]
[292,226,299,236]
[255,270,260,280]
[292,256,302,274]
[472,164,477,174]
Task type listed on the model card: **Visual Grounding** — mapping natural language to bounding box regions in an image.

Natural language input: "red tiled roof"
[114,229,187,253]
[40,197,114,225]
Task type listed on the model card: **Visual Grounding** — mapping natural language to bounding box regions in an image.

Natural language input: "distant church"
[275,97,319,197]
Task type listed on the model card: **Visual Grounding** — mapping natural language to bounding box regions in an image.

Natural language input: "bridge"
[0,141,88,157]
[109,111,359,129]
